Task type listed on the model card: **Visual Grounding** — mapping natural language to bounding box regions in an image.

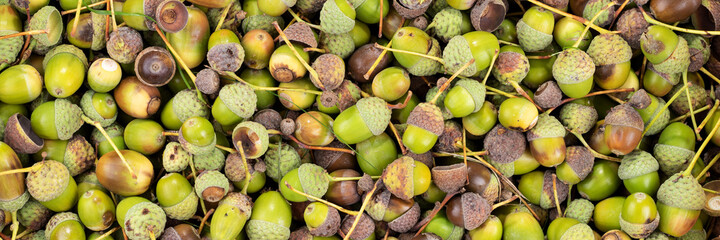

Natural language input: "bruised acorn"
[96,150,154,196]
[393,27,442,76]
[586,34,633,90]
[382,156,432,200]
[556,146,594,185]
[603,104,644,155]
[77,189,115,231]
[232,121,269,159]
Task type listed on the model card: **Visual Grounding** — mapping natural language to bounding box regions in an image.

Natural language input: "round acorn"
[45,212,86,240]
[603,104,645,155]
[443,78,486,118]
[194,170,230,203]
[209,192,253,239]
[279,163,330,202]
[116,197,166,240]
[586,34,633,90]
[382,156,432,200]
[166,6,210,69]
[30,99,83,141]
[633,91,670,136]
[654,122,696,175]
[516,6,554,52]
[502,211,544,240]
[124,119,165,156]
[462,100,497,136]
[241,29,275,70]
[325,169,361,206]
[446,192,492,230]
[86,58,122,93]
[178,116,216,155]
[278,77,319,110]
[553,17,592,50]
[443,31,499,77]
[577,160,621,201]
[366,190,421,233]
[356,132,397,176]
[212,82,258,128]
[303,202,342,236]
[232,121,269,159]
[294,111,335,146]
[319,0,356,34]
[162,89,211,130]
[161,223,201,240]
[333,97,391,144]
[484,124,526,164]
[547,217,594,240]
[552,48,595,98]
[643,64,680,97]
[620,192,659,239]
[466,161,501,202]
[392,26,442,76]
[427,7,464,42]
[247,191,292,240]
[156,173,198,220]
[527,113,566,167]
[26,159,78,212]
[372,66,411,102]
[593,196,625,233]
[656,173,705,237]
[466,215,502,240]
[403,102,445,154]
[43,50,85,99]
[556,146,594,185]
[312,53,345,91]
[498,97,538,131]
[77,189,115,231]
[91,123,125,158]
[96,150,154,196]
[518,170,568,209]
[618,150,661,196]
[106,26,143,65]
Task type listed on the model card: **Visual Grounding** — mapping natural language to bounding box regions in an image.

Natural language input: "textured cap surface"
[654,144,694,175]
[517,19,553,52]
[264,143,302,182]
[320,0,355,34]
[527,113,566,141]
[26,160,68,202]
[443,36,477,77]
[356,97,392,136]
[407,102,444,136]
[54,99,83,141]
[484,124,526,164]
[587,33,633,66]
[657,173,705,210]
[124,202,166,240]
[552,48,595,84]
[618,150,659,180]
[194,170,230,202]
[298,163,330,199]
[559,103,598,134]
[172,89,210,123]
[565,199,594,224]
[455,79,486,112]
[45,212,80,239]
[218,83,257,119]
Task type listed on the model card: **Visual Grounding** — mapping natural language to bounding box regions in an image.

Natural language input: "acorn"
[527,113,566,167]
[319,0,356,34]
[91,123,125,157]
[80,90,117,128]
[425,86,454,120]
[212,83,257,128]
[264,142,301,182]
[593,196,625,233]
[194,170,229,203]
[44,212,86,240]
[643,64,680,97]
[324,169,361,206]
[518,170,568,209]
[96,150,154,196]
[617,150,660,196]
[156,173,198,221]
[620,192,659,239]
[269,44,309,83]
[311,54,345,91]
[667,82,709,116]
[372,66,411,102]
[484,124,526,164]
[134,47,176,87]
[3,113,43,154]
[565,198,594,224]
[29,99,82,141]
[247,191,292,240]
[462,100,497,136]
[650,0,701,24]
[602,104,644,155]
[34,135,94,177]
[633,91,670,136]
[547,217,594,240]
[614,8,648,50]
[333,97,391,144]
[278,77,319,110]
[193,148,225,172]
[646,231,673,240]
[586,34,633,90]
[356,133,397,176]
[465,161,501,202]
[207,43,245,73]
[392,27,442,76]
[516,6,554,52]
[44,52,85,99]
[434,120,463,153]
[654,122,696,175]
[232,121,269,159]
[116,197,166,240]
[23,6,63,47]
[443,31,499,77]
[533,81,562,109]
[284,22,317,49]
[339,213,375,240]
[443,78,486,118]
[498,97,538,132]
[493,51,530,87]
[17,199,50,231]
[640,25,687,73]
[124,119,165,155]
[657,173,705,237]
[0,146,27,214]
[382,156,432,200]
[367,190,421,233]
[302,202,342,236]
[240,29,274,70]
[161,224,201,240]
[242,0,285,36]
[502,211,544,240]
[556,146,594,185]
[166,6,209,69]
[208,192,252,239]
[552,48,595,98]
[122,0,162,30]
[403,102,446,154]
[445,192,491,230]
[427,7,463,42]
[77,189,115,231]
[553,17,592,50]
[581,0,615,27]
[0,30,24,71]
[106,26,143,65]
[26,160,77,212]
[177,117,216,155]
[65,12,106,50]
[279,163,330,202]
[113,76,162,119]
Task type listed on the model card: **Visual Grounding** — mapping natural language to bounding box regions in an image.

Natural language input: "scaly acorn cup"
[586,34,633,90]
[403,102,445,154]
[242,2,285,37]
[3,113,43,155]
[29,99,83,141]
[634,92,670,136]
[156,173,198,220]
[91,123,125,157]
[552,48,595,98]
[667,83,709,115]
[654,123,695,176]
[96,150,154,196]
[163,89,211,130]
[333,97,391,144]
[207,43,245,72]
[640,25,678,63]
[77,189,115,231]
[264,142,301,182]
[446,192,492,230]
[559,102,598,135]
[426,86,454,120]
[279,163,329,202]
[247,191,292,240]
[483,124,526,164]
[0,143,28,213]
[546,217,594,240]
[582,0,615,27]
[431,163,467,193]
[492,51,530,85]
[656,173,705,237]
[556,146,594,185]
[17,199,50,231]
[381,156,432,200]
[320,32,356,59]
[320,0,356,34]
[428,7,463,42]
[210,192,253,240]
[303,202,342,236]
[565,199,594,224]
[23,6,63,47]
[311,54,345,91]
[618,150,661,196]
[46,135,95,177]
[392,27,442,76]
[651,37,691,75]
[26,160,77,212]
[162,142,190,172]
[194,170,230,203]
[619,192,659,239]
[443,78,486,118]
[681,33,710,72]
[45,212,85,240]
[526,113,566,167]
[443,31,499,77]
[106,26,143,65]
[340,213,375,240]
[516,6,554,52]
[116,197,166,240]
[518,170,568,209]
[232,121,269,159]
[212,83,257,128]
[0,30,23,70]
[178,117,216,155]
[89,12,107,50]
[193,147,225,172]
[603,104,644,155]
[80,90,117,128]
[365,190,420,232]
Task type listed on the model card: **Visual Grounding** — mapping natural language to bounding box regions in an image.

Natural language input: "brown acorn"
[160,224,201,240]
[614,8,649,50]
[431,163,468,193]
[534,81,563,109]
[470,0,507,32]
[310,53,344,91]
[483,124,526,164]
[466,161,500,203]
[348,43,394,83]
[393,0,432,19]
[603,104,644,155]
[446,192,492,230]
[3,113,43,154]
[325,169,361,206]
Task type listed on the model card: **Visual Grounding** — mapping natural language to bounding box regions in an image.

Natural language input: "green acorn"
[556,146,594,185]
[333,97,391,144]
[303,202,342,236]
[564,199,594,224]
[162,142,191,172]
[77,189,115,231]
[667,83,709,115]
[392,27,443,76]
[618,150,661,195]
[279,163,330,202]
[163,89,211,130]
[679,220,706,240]
[116,198,166,240]
[547,217,594,240]
[0,30,23,70]
[264,142,301,182]
[492,51,530,85]
[75,171,106,199]
[26,160,78,212]
[428,7,463,42]
[207,1,243,34]
[443,31,499,77]
[634,92,670,136]
[157,173,198,220]
[178,117,216,155]
[559,102,598,135]
[17,199,51,231]
[106,26,143,64]
[45,212,85,240]
[517,6,554,52]
[247,191,292,240]
[647,232,673,240]
[526,113,566,167]
[443,78,486,118]
[320,0,356,34]
[519,170,569,209]
[552,48,595,98]
[426,86,454,120]
[242,13,284,37]
[91,123,125,157]
[681,34,710,72]
[582,0,615,27]
[27,6,63,47]
[657,173,705,237]
[586,34,633,89]
[194,170,230,203]
[403,102,445,154]
[30,99,83,141]
[212,83,257,127]
[210,192,253,239]
[654,122,696,175]
[80,90,117,127]
[620,192,659,239]
[320,32,355,59]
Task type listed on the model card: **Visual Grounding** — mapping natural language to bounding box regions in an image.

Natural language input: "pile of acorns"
[2,0,720,239]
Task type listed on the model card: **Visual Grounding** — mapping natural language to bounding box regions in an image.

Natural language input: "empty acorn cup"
[134,46,176,87]
[3,113,43,154]
[155,0,188,33]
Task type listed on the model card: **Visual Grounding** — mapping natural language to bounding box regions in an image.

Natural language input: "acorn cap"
[407,102,444,137]
[443,36,478,77]
[455,79,486,113]
[559,102,598,134]
[162,191,198,220]
[264,142,302,182]
[320,0,355,34]
[605,103,644,131]
[552,48,595,84]
[196,68,220,95]
[388,202,421,233]
[308,204,341,237]
[28,6,62,46]
[357,173,375,193]
[619,212,659,239]
[652,36,690,74]
[17,199,51,231]
[618,150,660,180]
[0,191,29,212]
[242,15,284,37]
[657,173,705,210]
[527,113,566,141]
[471,0,507,32]
[534,81,563,109]
[540,170,568,209]
[193,148,225,172]
[406,151,434,168]
[218,83,258,119]
[615,8,648,50]
[335,80,362,111]
[681,33,711,72]
[253,109,282,130]
[517,19,553,52]
[232,121,269,159]
[43,44,88,69]
[484,124,526,164]
[208,43,245,72]
[565,199,594,224]
[91,12,107,51]
[290,226,314,240]
[123,202,167,240]
[247,220,291,239]
[435,121,462,153]
[431,164,468,193]
[356,97,392,136]
[54,99,83,141]
[653,143,694,175]
[425,86,454,120]
[564,146,594,182]
[492,51,530,84]
[284,22,318,48]
[155,0,188,33]
[26,160,69,202]
[106,27,143,64]
[459,192,492,230]
[224,153,258,182]
[219,192,253,216]
[163,142,191,172]
[320,32,355,59]
[44,212,80,240]
[194,170,230,203]
[409,16,429,30]
[80,90,116,127]
[366,190,392,221]
[298,163,330,199]
[340,213,375,240]
[408,38,442,76]
[646,232,672,240]
[4,113,43,154]
[178,129,216,155]
[393,0,432,19]
[383,156,415,200]
[583,0,615,27]
[628,89,651,110]
[311,54,345,91]
[587,34,633,67]
[430,8,463,42]
[561,223,594,240]
[667,83,709,115]
[0,30,23,66]
[63,135,96,176]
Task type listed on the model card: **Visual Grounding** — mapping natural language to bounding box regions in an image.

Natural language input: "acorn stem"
[642,84,689,137]
[284,181,360,215]
[267,129,282,135]
[378,0,384,38]
[683,72,702,141]
[109,0,117,31]
[386,91,413,109]
[696,154,720,181]
[373,42,445,64]
[492,195,519,210]
[13,228,30,239]
[10,211,17,240]
[511,0,526,12]
[413,190,463,237]
[0,30,47,40]
[272,21,323,89]
[214,2,233,32]
[683,114,720,176]
[287,134,356,155]
[430,58,476,104]
[364,40,393,80]
[566,184,573,207]
[197,208,214,234]
[572,1,614,49]
[149,230,156,240]
[96,227,120,240]
[162,131,179,136]
[223,71,324,95]
[236,140,252,195]
[547,88,635,114]
[342,180,380,240]
[215,144,236,154]
[0,162,44,177]
[696,101,719,132]
[526,0,614,34]
[81,115,136,179]
[433,151,487,157]
[286,8,323,30]
[486,86,518,98]
[639,8,720,36]
[611,0,631,27]
[704,188,719,194]
[673,104,711,123]
[304,47,327,53]
[61,0,109,15]
[567,130,622,162]
[71,0,83,36]
[509,81,542,110]
[498,40,520,47]
[330,175,381,181]
[388,123,407,155]
[551,173,562,217]
[700,67,720,85]
[482,49,500,85]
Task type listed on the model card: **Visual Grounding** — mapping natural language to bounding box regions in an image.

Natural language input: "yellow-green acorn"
[210,192,253,239]
[45,212,85,240]
[618,150,661,196]
[552,48,595,98]
[157,173,198,220]
[26,160,78,212]
[320,0,356,34]
[656,173,705,237]
[586,34,633,90]
[393,27,443,76]
[516,6,554,52]
[654,122,696,175]
[526,113,566,167]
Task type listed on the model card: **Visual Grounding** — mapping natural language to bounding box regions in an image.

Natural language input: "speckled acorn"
[30,99,82,141]
[565,199,594,224]
[17,199,51,231]
[484,124,526,164]
[498,97,538,131]
[116,197,166,240]
[552,48,595,98]
[446,192,491,230]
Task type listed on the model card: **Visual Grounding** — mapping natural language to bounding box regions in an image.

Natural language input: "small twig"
[197,208,215,233]
[684,117,720,176]
[526,0,614,34]
[374,42,445,64]
[364,40,393,80]
[430,59,475,104]
[81,115,134,178]
[682,72,701,140]
[388,123,407,155]
[672,105,711,123]
[696,154,720,181]
[639,8,720,36]
[568,130,622,162]
[215,2,233,32]
[697,101,720,132]
[342,181,380,240]
[386,91,413,109]
[552,174,562,217]
[701,67,720,85]
[287,135,356,154]
[493,195,519,209]
[482,49,500,85]
[285,181,359,215]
